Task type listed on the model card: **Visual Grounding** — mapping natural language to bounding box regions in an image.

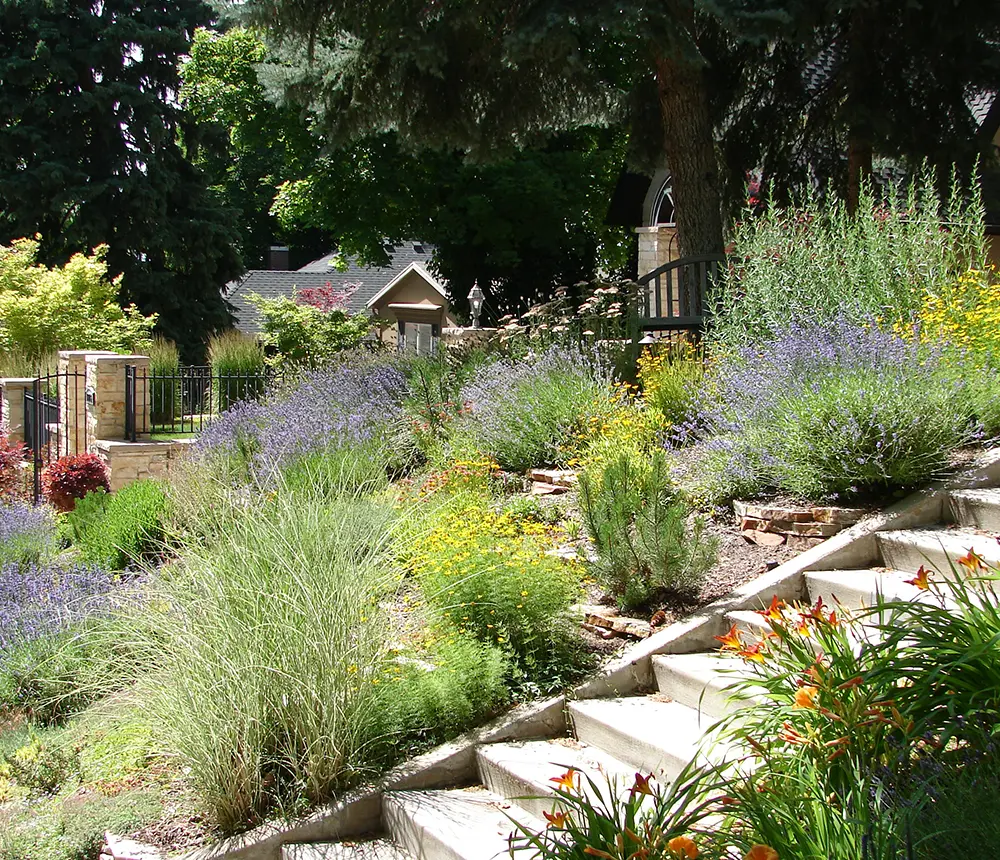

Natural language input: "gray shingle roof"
[227,243,438,333]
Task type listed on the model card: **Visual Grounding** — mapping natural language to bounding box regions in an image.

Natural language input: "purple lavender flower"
[195,356,409,478]
[0,561,120,660]
[689,316,973,501]
[458,345,609,470]
[0,502,57,566]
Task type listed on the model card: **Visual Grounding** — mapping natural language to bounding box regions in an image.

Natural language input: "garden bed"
[4,175,1000,859]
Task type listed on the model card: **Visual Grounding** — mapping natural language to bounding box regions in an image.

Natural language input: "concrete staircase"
[278,488,1000,860]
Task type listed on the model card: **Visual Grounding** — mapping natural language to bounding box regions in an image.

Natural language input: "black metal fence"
[124,365,282,440]
[24,370,88,503]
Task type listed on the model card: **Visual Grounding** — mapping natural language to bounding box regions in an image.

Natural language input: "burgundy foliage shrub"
[0,433,27,500]
[42,453,110,512]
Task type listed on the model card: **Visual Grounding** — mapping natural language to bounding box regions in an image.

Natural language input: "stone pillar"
[635,225,680,279]
[58,350,114,456]
[0,378,36,444]
[86,354,151,442]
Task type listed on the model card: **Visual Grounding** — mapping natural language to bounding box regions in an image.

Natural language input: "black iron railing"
[637,253,724,331]
[24,370,88,503]
[125,366,281,440]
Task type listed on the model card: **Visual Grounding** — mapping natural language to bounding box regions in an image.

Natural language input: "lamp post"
[468,282,485,329]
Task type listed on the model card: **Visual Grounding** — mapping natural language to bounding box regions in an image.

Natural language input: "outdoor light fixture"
[468,282,485,329]
[639,334,657,345]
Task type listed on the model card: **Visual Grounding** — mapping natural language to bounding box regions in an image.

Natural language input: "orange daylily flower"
[715,623,743,652]
[630,772,654,796]
[744,846,778,860]
[543,810,568,828]
[758,594,786,622]
[794,685,819,709]
[795,618,812,638]
[739,640,767,664]
[549,768,577,791]
[957,548,987,573]
[905,565,931,590]
[667,835,699,858]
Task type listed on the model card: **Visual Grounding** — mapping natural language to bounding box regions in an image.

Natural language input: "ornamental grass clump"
[207,330,268,413]
[454,346,610,471]
[690,317,974,503]
[134,484,407,832]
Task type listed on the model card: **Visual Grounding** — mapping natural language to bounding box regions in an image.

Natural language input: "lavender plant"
[687,317,974,503]
[195,356,410,484]
[0,562,119,661]
[0,502,57,567]
[453,345,610,471]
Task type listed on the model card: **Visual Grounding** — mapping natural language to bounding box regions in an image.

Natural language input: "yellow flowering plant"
[405,499,586,690]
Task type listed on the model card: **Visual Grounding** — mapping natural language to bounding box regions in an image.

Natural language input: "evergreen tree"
[230,0,748,259]
[0,0,243,358]
[186,26,629,315]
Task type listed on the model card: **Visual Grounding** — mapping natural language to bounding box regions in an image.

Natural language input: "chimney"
[268,245,290,270]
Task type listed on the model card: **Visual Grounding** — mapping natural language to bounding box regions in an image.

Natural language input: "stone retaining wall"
[93,439,194,491]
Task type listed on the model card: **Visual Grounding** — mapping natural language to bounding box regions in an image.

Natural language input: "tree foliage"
[716,0,1000,209]
[0,237,157,357]
[229,0,738,258]
[185,25,629,316]
[0,0,243,359]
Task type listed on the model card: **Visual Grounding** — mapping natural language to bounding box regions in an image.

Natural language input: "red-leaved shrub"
[42,453,110,512]
[0,432,27,499]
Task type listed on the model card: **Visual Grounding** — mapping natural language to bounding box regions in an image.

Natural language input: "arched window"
[653,177,675,225]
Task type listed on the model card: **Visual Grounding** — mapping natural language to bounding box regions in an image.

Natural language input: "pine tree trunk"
[653,49,724,259]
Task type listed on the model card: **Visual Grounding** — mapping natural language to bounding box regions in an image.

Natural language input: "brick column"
[86,354,151,442]
[0,378,36,444]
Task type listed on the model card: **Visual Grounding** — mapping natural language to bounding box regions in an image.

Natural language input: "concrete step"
[283,841,410,860]
[804,569,924,610]
[651,652,757,719]
[567,696,722,781]
[725,609,776,641]
[949,489,1000,532]
[476,739,633,820]
[876,527,1000,575]
[383,788,540,860]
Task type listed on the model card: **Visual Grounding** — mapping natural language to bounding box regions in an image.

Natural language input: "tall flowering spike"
[549,767,577,791]
[905,565,931,590]
[667,835,699,858]
[744,846,779,860]
[957,548,987,573]
[714,623,743,652]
